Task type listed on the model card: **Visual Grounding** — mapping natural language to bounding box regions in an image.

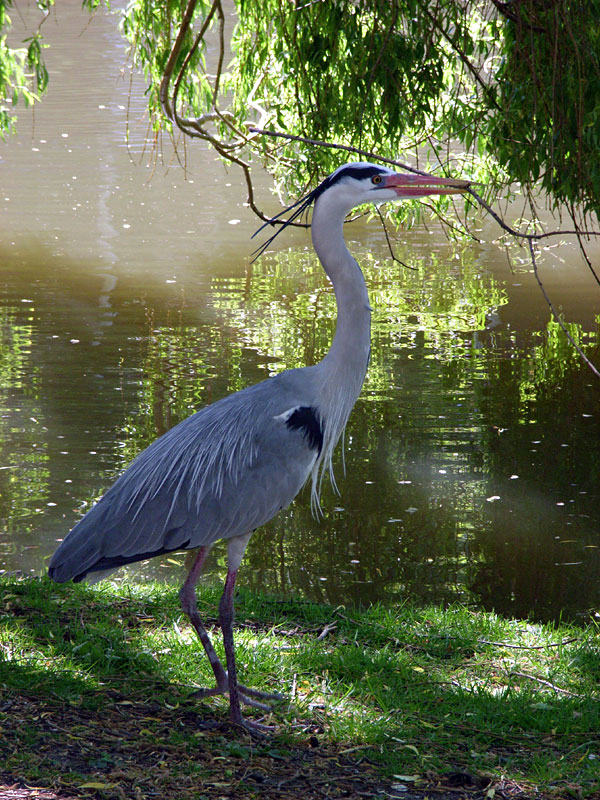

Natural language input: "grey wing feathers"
[48,371,321,583]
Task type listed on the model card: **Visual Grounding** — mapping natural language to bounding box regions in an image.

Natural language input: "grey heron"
[48,162,469,731]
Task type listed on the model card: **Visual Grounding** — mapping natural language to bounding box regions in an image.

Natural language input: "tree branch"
[249,127,600,377]
[249,127,427,175]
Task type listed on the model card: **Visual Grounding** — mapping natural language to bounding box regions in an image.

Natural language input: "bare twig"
[375,207,417,270]
[510,671,584,698]
[315,623,337,641]
[465,187,600,241]
[479,637,579,650]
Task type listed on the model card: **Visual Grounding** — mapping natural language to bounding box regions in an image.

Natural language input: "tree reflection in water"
[1,241,599,624]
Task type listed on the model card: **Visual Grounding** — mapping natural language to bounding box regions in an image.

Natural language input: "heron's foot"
[239,685,284,702]
[191,682,284,710]
[191,684,227,700]
[192,717,272,737]
[235,717,275,737]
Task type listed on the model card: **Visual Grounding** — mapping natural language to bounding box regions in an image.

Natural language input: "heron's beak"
[382,172,470,197]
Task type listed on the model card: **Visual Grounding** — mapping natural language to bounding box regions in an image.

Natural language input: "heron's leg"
[181,538,282,716]
[218,532,254,724]
[218,533,280,728]
[218,568,274,737]
[179,546,228,691]
[219,566,243,724]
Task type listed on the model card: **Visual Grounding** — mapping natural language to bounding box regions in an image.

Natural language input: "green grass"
[1,574,599,799]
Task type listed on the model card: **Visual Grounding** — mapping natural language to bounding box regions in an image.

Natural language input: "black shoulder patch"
[286,406,323,454]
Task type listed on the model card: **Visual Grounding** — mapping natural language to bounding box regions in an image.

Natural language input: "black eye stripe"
[329,165,385,184]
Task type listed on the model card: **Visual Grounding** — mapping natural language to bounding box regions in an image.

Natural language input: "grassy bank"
[0,574,599,799]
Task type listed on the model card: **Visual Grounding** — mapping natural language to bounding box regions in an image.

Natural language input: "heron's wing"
[48,372,322,582]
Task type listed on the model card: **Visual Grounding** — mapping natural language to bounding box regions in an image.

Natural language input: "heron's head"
[316,162,470,215]
[252,161,470,260]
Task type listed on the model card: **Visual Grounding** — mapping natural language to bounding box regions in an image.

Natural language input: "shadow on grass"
[2,577,181,697]
[1,575,599,799]
[0,576,397,800]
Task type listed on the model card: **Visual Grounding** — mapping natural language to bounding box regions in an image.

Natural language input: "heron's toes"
[238,692,272,711]
[238,684,284,702]
[232,716,275,737]
[190,681,283,713]
[190,683,228,699]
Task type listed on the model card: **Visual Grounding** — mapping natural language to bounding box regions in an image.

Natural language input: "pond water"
[2,1,600,623]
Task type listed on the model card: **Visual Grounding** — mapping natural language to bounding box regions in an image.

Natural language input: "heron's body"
[49,162,467,731]
[49,362,360,583]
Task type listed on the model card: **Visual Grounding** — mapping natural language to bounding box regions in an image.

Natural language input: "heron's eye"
[371,175,382,185]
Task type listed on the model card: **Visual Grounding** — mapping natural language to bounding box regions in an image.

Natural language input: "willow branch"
[420,2,499,108]
[249,127,420,174]
[159,0,201,120]
[171,1,220,133]
[250,127,600,247]
[251,129,600,237]
[157,0,272,224]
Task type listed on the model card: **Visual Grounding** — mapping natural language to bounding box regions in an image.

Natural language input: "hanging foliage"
[116,0,600,221]
[0,0,50,136]
[3,0,600,217]
[488,0,600,215]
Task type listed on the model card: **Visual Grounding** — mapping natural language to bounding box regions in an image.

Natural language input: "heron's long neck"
[306,193,372,508]
[311,196,371,388]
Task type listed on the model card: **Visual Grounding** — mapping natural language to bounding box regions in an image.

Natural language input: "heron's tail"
[48,504,109,583]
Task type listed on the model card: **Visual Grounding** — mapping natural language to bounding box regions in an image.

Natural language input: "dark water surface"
[2,1,600,623]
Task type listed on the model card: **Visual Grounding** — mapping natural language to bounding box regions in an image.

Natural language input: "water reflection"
[1,1,600,624]
[1,236,599,624]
